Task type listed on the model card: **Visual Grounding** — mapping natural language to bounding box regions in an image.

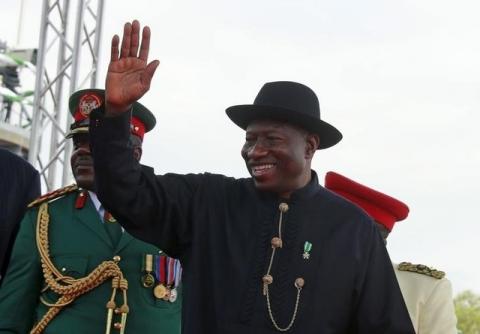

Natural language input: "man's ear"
[305,134,319,158]
[133,146,143,161]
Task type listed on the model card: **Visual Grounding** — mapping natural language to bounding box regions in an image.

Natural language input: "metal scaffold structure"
[0,0,105,191]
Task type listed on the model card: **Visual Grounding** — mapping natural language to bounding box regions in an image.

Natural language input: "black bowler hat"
[226,81,342,149]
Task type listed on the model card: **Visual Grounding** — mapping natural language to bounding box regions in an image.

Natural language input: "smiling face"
[241,119,319,198]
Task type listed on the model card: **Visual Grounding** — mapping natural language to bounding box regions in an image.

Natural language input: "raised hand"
[105,20,159,115]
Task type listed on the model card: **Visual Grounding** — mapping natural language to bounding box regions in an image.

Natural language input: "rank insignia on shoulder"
[28,184,79,208]
[398,261,445,279]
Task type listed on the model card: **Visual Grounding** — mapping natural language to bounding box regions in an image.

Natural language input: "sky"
[1,0,479,294]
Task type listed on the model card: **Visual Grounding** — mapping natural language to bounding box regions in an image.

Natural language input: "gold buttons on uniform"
[262,274,273,285]
[278,202,289,213]
[271,237,283,248]
[294,277,305,289]
[113,255,121,262]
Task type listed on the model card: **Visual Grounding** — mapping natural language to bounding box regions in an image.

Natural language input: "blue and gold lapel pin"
[302,241,312,260]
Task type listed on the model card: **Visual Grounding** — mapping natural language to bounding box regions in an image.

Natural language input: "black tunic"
[89,110,415,334]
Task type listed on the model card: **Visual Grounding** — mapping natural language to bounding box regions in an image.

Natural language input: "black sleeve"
[89,108,204,258]
[12,163,40,244]
[25,168,41,204]
[0,150,41,282]
[353,222,415,334]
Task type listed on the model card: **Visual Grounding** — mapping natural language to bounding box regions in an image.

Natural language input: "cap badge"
[79,93,102,118]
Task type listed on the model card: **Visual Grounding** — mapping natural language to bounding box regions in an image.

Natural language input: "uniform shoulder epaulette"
[28,184,79,208]
[398,261,445,279]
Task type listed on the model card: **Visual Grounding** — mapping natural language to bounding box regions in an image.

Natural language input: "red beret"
[324,171,409,231]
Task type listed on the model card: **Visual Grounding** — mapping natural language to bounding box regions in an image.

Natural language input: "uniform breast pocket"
[41,255,89,303]
[140,284,183,310]
[137,253,183,310]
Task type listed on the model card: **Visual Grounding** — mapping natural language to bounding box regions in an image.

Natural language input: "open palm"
[105,20,159,114]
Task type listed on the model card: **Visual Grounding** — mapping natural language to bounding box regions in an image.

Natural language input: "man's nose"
[75,143,91,154]
[247,141,268,159]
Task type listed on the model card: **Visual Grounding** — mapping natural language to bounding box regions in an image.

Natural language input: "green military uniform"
[0,89,181,334]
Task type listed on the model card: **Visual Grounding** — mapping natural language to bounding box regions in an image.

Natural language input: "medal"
[162,288,171,301]
[169,288,178,302]
[153,284,167,299]
[141,254,155,288]
[163,257,175,301]
[302,241,312,260]
[167,258,175,288]
[170,259,182,303]
[174,259,182,289]
[153,255,168,299]
[152,254,183,302]
[142,273,155,288]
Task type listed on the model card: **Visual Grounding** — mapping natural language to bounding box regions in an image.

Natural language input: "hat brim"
[65,126,88,139]
[69,88,156,133]
[132,101,156,132]
[226,105,342,149]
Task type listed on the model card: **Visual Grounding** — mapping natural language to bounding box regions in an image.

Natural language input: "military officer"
[325,171,458,334]
[0,89,182,334]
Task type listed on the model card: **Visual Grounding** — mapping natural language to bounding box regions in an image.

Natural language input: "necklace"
[262,202,305,332]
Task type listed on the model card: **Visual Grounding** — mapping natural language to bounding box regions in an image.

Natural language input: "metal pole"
[28,0,50,165]
[47,0,70,189]
[90,0,105,87]
[16,0,26,47]
[62,0,85,185]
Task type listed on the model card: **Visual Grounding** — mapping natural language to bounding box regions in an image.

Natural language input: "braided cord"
[30,203,126,334]
[266,285,302,332]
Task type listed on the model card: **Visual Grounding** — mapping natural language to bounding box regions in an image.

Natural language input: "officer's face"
[70,133,143,191]
[241,120,318,198]
[71,133,95,190]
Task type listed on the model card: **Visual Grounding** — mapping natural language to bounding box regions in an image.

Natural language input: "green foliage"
[455,290,480,334]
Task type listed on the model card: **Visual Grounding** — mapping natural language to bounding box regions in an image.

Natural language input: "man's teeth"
[252,164,274,174]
